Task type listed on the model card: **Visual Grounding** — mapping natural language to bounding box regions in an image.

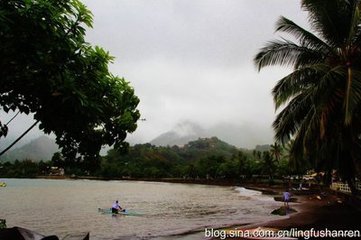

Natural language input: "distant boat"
[0,181,6,187]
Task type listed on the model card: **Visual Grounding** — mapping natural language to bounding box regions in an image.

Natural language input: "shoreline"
[34,175,312,192]
[171,187,361,240]
[35,175,243,186]
[209,190,361,240]
[154,186,335,240]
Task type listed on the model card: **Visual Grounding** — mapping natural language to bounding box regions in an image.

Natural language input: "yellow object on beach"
[0,182,6,187]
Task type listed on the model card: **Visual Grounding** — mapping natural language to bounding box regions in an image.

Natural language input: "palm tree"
[259,151,276,184]
[270,142,282,162]
[254,0,361,194]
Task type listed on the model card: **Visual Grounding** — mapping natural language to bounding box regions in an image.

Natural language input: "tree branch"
[0,120,40,156]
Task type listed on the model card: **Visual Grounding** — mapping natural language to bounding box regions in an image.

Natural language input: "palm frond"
[254,40,325,71]
[273,92,314,142]
[302,0,355,46]
[345,68,361,123]
[288,103,318,163]
[346,0,361,44]
[351,4,361,46]
[276,16,332,52]
[273,64,330,109]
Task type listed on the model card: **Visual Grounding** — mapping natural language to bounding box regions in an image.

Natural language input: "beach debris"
[63,233,90,240]
[271,206,297,216]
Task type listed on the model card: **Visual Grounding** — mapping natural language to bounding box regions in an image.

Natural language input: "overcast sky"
[83,0,309,147]
[1,0,310,149]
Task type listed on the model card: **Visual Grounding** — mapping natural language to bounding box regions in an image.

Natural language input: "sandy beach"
[209,185,361,240]
[153,183,361,240]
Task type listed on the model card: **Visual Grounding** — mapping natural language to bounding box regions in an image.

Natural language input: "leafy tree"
[254,0,361,194]
[283,139,309,175]
[217,158,239,179]
[100,161,122,179]
[195,155,226,179]
[38,160,51,175]
[1,159,39,177]
[235,151,250,176]
[51,152,64,168]
[0,1,140,167]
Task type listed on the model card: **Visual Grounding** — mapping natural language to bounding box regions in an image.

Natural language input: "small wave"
[234,187,262,196]
[234,187,275,202]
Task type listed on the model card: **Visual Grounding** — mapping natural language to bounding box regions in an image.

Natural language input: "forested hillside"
[100,137,294,179]
[0,137,302,180]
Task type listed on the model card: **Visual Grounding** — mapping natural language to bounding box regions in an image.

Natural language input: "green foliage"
[51,152,64,168]
[38,160,52,175]
[0,0,140,167]
[98,137,299,180]
[0,159,41,178]
[254,0,361,193]
[0,137,305,180]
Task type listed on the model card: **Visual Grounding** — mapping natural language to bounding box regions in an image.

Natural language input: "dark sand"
[216,186,361,240]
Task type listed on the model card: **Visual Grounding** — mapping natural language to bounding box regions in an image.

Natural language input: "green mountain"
[150,121,208,147]
[104,136,255,179]
[0,136,59,162]
[180,137,239,161]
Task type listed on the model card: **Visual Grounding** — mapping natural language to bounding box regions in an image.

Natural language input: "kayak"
[0,182,6,187]
[98,208,142,216]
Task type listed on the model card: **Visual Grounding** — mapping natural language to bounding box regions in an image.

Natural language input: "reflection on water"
[0,179,282,239]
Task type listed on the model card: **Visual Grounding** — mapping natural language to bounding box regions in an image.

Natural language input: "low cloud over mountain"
[150,120,273,149]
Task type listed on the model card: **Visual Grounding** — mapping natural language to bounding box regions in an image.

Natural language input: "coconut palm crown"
[254,0,361,193]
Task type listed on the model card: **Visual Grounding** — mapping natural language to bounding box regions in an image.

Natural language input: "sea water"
[0,179,283,239]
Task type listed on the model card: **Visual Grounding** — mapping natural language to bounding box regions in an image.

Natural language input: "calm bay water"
[0,179,283,239]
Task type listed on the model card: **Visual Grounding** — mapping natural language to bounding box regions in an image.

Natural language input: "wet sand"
[214,188,361,240]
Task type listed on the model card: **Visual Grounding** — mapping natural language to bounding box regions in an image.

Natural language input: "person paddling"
[112,200,123,214]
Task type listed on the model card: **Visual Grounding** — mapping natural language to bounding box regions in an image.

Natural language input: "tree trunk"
[340,126,359,195]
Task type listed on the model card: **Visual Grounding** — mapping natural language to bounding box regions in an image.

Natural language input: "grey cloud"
[83,0,310,146]
[1,1,311,149]
[84,0,309,68]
